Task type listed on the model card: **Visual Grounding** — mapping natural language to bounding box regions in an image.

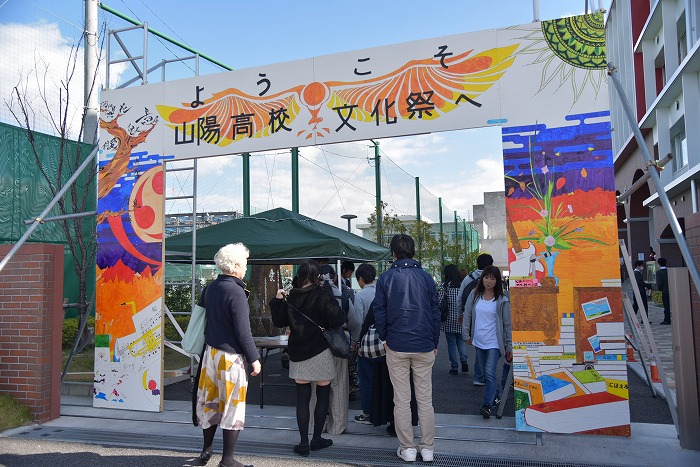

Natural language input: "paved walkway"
[1,395,697,467]
[621,279,676,397]
[1,280,687,466]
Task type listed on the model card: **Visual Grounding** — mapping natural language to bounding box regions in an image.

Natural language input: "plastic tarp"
[165,207,391,264]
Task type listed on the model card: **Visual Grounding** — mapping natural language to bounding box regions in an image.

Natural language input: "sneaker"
[397,446,417,462]
[461,362,469,373]
[420,448,434,462]
[480,404,491,419]
[354,412,371,425]
[473,381,485,386]
[448,369,458,375]
[493,396,501,407]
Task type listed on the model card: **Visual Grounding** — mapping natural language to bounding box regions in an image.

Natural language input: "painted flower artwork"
[504,124,610,256]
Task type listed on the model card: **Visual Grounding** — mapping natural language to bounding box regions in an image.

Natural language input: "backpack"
[439,287,449,322]
[460,273,478,312]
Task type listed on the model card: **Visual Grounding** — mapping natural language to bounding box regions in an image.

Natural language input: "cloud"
[167,127,507,230]
[0,21,125,140]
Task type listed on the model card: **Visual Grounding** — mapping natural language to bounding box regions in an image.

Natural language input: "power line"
[138,0,189,46]
[19,0,82,30]
[116,0,197,75]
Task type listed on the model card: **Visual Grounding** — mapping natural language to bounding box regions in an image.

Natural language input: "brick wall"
[0,243,64,423]
[685,213,700,402]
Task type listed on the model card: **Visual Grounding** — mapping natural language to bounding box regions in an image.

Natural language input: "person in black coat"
[656,257,671,324]
[270,260,346,457]
[632,260,652,316]
[194,243,260,467]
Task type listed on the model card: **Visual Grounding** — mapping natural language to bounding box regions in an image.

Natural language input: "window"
[673,131,687,172]
[678,32,687,64]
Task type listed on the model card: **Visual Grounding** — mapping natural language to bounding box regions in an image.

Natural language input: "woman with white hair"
[195,243,260,467]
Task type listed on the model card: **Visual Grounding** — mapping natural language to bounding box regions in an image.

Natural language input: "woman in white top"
[461,265,512,419]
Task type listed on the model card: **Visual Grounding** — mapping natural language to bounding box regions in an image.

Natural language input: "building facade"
[607,0,700,266]
[471,191,508,272]
[356,191,507,273]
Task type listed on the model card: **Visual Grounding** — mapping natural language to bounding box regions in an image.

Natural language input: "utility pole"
[532,0,540,22]
[454,210,458,265]
[83,0,99,144]
[416,177,422,263]
[439,197,444,270]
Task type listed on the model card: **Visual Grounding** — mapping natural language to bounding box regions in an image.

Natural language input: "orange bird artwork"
[157,44,519,144]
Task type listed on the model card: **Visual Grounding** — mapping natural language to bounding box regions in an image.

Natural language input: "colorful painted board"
[96,12,629,434]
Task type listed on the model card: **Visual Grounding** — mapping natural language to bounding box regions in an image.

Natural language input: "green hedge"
[62,317,95,348]
[164,315,191,342]
[651,291,663,306]
[63,315,191,348]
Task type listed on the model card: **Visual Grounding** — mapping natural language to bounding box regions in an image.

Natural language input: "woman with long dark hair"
[270,260,346,456]
[439,264,469,375]
[461,265,512,419]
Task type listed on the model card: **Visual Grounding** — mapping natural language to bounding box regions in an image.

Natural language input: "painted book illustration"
[540,367,590,397]
[524,392,629,433]
[572,369,607,393]
[536,375,576,402]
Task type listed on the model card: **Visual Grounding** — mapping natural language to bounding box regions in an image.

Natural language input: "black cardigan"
[269,284,346,362]
[202,274,260,364]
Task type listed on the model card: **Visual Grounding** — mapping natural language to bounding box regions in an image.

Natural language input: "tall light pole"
[341,214,357,233]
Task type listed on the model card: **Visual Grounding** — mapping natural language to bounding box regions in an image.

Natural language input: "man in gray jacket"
[374,234,440,463]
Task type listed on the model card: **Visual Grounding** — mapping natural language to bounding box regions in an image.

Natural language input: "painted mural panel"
[99,14,607,159]
[501,14,630,436]
[95,11,629,432]
[94,101,171,411]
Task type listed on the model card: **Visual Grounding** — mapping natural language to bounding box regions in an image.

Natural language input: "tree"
[408,219,440,275]
[6,29,103,353]
[365,201,406,246]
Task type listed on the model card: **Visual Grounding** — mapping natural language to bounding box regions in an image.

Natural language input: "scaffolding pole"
[0,146,99,274]
[607,62,700,306]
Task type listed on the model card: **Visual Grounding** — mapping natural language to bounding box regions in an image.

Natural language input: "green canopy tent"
[165,207,391,264]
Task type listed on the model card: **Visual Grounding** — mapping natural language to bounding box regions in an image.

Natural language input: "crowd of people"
[192,237,513,465]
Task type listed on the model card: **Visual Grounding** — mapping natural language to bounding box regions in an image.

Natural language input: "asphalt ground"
[0,439,346,467]
[165,334,672,425]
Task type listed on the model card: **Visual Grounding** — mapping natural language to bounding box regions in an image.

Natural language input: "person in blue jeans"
[457,253,494,386]
[462,265,512,419]
[352,263,377,424]
[439,264,469,375]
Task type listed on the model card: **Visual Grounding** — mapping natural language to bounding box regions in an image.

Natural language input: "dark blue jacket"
[374,258,440,352]
[202,274,260,364]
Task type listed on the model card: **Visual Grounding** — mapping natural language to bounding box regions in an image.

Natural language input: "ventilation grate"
[13,426,622,467]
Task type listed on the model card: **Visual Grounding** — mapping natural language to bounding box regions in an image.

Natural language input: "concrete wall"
[0,243,64,423]
[679,211,700,446]
[472,191,508,271]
